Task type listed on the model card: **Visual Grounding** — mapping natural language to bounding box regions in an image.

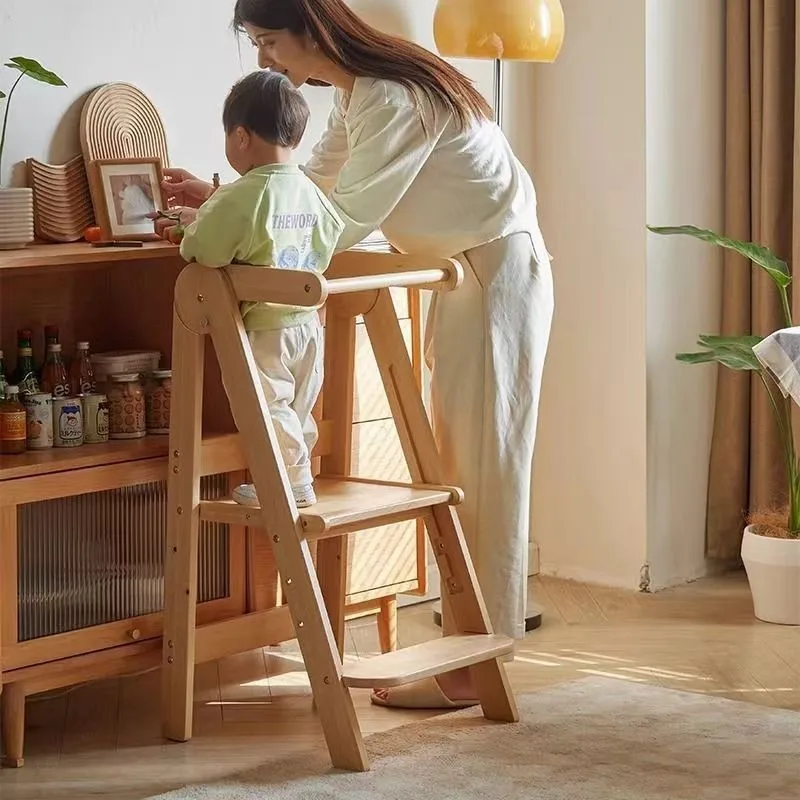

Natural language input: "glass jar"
[106,373,146,439]
[145,369,172,434]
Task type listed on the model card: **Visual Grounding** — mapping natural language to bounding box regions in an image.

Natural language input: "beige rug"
[150,677,800,799]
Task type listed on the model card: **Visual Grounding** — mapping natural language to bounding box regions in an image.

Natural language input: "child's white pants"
[248,318,323,488]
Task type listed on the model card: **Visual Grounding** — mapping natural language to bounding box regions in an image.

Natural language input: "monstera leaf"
[0,57,66,181]
[648,225,791,289]
[5,57,66,87]
[676,334,763,371]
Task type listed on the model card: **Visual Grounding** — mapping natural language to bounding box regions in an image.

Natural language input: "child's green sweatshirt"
[180,163,344,331]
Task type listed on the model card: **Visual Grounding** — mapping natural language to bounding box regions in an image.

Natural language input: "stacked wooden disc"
[26,154,95,243]
[80,82,170,165]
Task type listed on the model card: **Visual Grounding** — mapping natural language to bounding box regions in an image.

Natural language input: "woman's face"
[243,23,318,87]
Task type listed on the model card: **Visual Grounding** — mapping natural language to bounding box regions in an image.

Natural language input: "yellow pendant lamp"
[434,0,565,63]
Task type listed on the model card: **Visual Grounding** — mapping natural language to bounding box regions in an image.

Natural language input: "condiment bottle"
[40,325,59,382]
[0,386,27,455]
[14,331,40,395]
[70,341,97,395]
[41,343,71,398]
[0,350,7,400]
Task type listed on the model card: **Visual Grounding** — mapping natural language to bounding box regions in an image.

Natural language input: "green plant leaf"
[677,333,763,371]
[0,90,5,99]
[648,224,791,289]
[5,57,66,87]
[677,350,760,370]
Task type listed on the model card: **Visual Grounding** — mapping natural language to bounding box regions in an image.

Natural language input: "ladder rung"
[342,635,514,689]
[199,477,459,536]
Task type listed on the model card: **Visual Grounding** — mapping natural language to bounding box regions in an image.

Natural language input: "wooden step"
[199,477,461,538]
[342,634,514,688]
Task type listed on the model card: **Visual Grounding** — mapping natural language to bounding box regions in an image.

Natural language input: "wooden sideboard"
[0,241,425,766]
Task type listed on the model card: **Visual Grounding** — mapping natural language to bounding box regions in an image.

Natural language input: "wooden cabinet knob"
[128,628,142,641]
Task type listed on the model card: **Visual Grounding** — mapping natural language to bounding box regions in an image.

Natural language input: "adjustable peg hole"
[173,450,180,458]
[167,656,174,664]
[273,535,280,543]
[197,294,205,302]
[177,507,183,515]
[286,578,293,585]
[172,547,178,553]
[298,621,304,628]
[323,676,330,685]
[173,466,179,474]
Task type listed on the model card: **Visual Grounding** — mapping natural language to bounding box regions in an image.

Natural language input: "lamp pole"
[433,56,544,635]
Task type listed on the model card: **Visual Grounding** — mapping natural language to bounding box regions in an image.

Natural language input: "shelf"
[0,241,181,272]
[0,235,391,273]
[0,432,243,482]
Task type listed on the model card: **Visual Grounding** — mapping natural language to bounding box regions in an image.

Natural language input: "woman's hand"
[149,207,198,243]
[161,167,214,209]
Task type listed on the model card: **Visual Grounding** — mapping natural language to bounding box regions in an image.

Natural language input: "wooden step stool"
[162,250,519,771]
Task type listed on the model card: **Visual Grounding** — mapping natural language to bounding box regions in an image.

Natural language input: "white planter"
[742,525,800,624]
[0,187,34,249]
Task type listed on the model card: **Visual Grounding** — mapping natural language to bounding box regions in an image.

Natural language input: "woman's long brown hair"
[232,0,493,130]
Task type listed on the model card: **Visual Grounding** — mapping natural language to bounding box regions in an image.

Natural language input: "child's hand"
[149,208,196,243]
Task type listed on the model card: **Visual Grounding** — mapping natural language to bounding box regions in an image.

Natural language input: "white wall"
[645,0,724,589]
[0,0,491,186]
[529,0,650,588]
[528,0,724,589]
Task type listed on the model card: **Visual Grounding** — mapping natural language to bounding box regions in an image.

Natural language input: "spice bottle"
[0,386,27,455]
[0,350,7,401]
[70,341,97,395]
[41,343,71,398]
[14,330,40,395]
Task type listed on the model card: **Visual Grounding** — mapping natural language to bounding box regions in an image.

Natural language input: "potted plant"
[649,224,800,624]
[0,56,66,249]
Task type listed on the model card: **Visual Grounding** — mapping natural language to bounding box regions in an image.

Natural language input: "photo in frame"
[88,158,165,240]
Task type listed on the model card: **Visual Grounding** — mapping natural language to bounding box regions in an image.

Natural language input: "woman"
[156,0,554,710]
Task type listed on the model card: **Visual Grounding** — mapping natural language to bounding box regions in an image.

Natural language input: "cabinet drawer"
[347,418,418,597]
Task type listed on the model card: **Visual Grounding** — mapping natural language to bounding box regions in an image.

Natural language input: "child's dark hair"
[223,71,309,148]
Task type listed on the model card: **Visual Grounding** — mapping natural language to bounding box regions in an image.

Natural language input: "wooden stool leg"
[427,507,518,722]
[377,596,397,653]
[162,314,205,742]
[205,273,368,771]
[317,538,348,658]
[1,683,25,768]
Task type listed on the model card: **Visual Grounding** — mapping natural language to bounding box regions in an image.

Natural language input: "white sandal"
[370,677,479,709]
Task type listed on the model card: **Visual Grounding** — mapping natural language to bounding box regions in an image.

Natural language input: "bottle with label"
[14,330,40,395]
[41,325,59,381]
[41,344,71,398]
[0,350,8,400]
[70,341,97,395]
[0,386,27,455]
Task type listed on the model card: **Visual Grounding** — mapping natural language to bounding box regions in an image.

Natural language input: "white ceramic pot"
[741,525,800,624]
[0,187,34,249]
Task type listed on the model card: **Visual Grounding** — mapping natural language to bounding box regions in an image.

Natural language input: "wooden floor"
[1,572,798,799]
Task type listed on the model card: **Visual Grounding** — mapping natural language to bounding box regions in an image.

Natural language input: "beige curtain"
[707,0,796,559]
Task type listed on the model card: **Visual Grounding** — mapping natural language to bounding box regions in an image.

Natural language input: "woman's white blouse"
[303,77,549,262]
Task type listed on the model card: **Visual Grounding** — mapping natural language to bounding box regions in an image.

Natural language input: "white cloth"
[753,327,800,406]
[303,77,550,263]
[248,319,323,488]
[426,232,554,640]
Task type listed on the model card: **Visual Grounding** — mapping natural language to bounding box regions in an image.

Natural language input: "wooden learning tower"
[162,249,518,771]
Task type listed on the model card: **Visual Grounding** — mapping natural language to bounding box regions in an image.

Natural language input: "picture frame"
[87,157,165,241]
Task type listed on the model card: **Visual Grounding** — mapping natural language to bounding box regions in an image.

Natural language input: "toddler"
[179,71,344,508]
